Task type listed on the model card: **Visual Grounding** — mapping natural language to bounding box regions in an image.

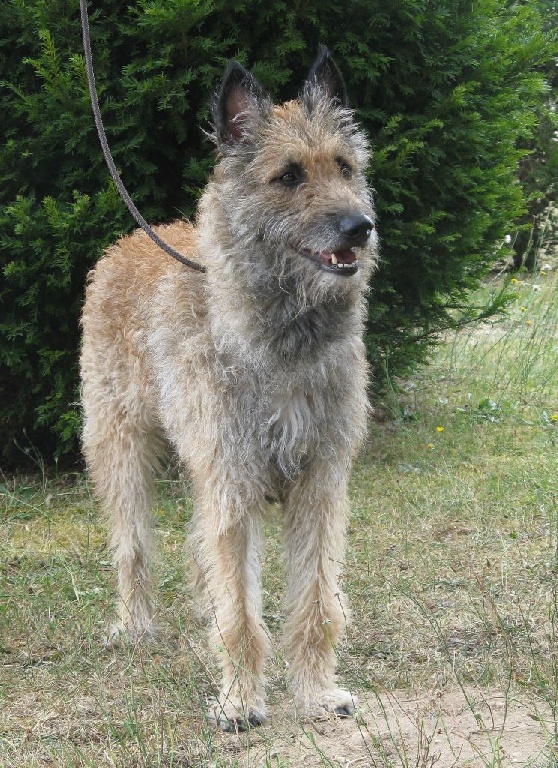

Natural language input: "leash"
[79,0,206,273]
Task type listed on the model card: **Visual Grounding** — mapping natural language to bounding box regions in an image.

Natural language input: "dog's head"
[206,47,378,302]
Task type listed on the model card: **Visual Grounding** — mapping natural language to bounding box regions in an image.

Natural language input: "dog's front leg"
[193,503,269,731]
[282,460,358,719]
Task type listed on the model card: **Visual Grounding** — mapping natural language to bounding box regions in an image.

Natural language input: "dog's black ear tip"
[310,44,333,74]
[212,59,269,146]
[221,60,251,86]
[305,44,349,108]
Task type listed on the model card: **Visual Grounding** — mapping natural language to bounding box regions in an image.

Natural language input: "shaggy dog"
[81,47,378,730]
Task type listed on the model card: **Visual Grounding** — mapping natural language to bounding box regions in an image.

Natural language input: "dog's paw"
[103,623,126,650]
[207,698,267,732]
[297,688,359,720]
[103,621,156,649]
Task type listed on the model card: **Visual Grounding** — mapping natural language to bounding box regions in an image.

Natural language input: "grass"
[2,258,558,767]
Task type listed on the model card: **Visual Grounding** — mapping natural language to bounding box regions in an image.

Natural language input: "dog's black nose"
[339,214,374,246]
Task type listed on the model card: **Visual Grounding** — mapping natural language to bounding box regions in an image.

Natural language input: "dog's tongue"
[320,249,357,267]
[335,249,357,264]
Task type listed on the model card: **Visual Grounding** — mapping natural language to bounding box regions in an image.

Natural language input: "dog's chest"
[255,367,341,478]
[262,390,315,477]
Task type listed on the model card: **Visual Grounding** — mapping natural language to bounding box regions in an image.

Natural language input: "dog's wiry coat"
[80,48,378,730]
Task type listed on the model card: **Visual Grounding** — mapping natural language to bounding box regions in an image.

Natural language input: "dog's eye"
[275,165,304,187]
[337,159,353,179]
[279,172,298,185]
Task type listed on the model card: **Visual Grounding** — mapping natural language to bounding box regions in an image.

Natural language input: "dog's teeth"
[330,254,338,266]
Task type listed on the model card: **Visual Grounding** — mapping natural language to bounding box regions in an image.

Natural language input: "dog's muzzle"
[339,214,375,247]
[302,214,374,276]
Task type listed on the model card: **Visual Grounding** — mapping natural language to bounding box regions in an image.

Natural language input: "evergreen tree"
[0,0,554,466]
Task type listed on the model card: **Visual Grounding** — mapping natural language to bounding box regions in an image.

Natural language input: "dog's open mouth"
[302,248,359,276]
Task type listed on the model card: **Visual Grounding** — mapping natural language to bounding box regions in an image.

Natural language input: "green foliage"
[0,0,554,466]
[513,0,558,269]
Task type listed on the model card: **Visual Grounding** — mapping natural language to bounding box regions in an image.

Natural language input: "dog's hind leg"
[282,459,358,719]
[83,397,160,644]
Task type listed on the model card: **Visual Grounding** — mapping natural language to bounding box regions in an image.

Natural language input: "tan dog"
[80,47,378,731]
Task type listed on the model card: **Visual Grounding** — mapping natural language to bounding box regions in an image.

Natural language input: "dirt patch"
[217,688,552,767]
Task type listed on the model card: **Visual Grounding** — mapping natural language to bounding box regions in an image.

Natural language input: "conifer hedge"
[0,0,554,466]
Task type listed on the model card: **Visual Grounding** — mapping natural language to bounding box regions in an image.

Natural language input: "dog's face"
[209,48,378,301]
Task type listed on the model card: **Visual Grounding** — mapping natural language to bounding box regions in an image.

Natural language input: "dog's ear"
[212,61,269,146]
[303,45,349,109]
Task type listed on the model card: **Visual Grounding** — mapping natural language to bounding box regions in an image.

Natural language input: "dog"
[80,46,378,731]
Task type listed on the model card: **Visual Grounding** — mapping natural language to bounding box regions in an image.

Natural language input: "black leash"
[79,0,206,273]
